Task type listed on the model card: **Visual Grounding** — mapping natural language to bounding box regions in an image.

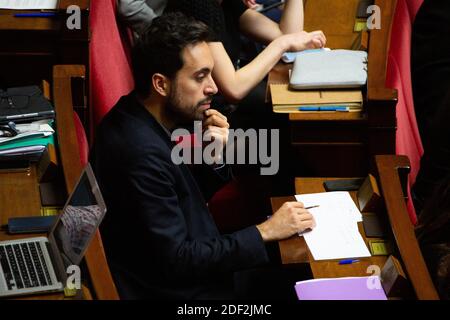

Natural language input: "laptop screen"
[50,165,106,267]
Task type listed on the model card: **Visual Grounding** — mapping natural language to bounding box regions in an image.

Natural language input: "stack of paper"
[0,0,58,9]
[270,83,363,112]
[295,276,387,300]
[0,120,55,162]
[295,191,371,260]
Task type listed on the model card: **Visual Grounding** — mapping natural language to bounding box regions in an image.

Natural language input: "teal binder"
[0,134,55,150]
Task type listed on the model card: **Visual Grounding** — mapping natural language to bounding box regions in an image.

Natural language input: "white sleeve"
[116,0,166,32]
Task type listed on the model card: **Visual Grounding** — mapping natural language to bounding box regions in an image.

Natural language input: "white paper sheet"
[295,192,370,260]
[0,0,58,9]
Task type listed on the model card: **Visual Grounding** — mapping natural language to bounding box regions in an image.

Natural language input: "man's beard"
[166,86,212,125]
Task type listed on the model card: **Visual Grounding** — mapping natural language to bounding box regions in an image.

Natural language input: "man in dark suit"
[91,12,315,299]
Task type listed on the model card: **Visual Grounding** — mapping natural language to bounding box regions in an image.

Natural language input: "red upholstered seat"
[208,176,272,233]
[73,111,89,166]
[89,0,135,128]
[386,0,424,225]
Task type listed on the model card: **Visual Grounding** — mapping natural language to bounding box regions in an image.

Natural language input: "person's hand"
[202,109,229,164]
[281,30,327,52]
[256,201,316,241]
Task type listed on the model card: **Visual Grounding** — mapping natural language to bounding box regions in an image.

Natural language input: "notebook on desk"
[0,86,55,124]
[270,84,363,112]
[0,163,106,298]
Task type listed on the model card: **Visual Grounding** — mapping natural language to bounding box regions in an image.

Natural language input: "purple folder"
[295,276,388,300]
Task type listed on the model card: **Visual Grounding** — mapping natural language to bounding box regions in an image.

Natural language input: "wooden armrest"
[52,65,119,300]
[375,155,439,300]
[53,65,85,188]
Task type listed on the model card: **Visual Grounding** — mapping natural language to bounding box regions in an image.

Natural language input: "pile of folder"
[0,120,55,162]
[0,85,55,164]
[271,49,367,113]
[270,84,363,113]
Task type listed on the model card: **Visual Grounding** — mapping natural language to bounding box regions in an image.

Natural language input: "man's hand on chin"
[202,109,230,164]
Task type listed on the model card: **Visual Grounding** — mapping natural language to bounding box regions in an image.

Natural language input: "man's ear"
[152,73,170,97]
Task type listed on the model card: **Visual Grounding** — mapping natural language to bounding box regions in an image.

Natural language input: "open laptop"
[0,163,106,298]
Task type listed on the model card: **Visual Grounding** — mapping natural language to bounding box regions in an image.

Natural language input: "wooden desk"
[0,0,90,133]
[0,65,118,300]
[269,0,398,177]
[271,155,439,300]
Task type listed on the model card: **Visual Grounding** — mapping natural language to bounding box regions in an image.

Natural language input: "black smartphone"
[323,178,365,192]
[7,216,57,234]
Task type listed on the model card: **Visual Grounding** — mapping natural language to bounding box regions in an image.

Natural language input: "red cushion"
[90,0,134,128]
[208,176,272,233]
[73,111,89,167]
[406,0,423,21]
[385,0,424,225]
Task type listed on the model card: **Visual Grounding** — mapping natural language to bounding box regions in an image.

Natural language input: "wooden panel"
[0,11,61,31]
[291,143,368,177]
[304,0,361,49]
[288,112,366,121]
[367,0,398,102]
[0,166,41,225]
[291,121,367,143]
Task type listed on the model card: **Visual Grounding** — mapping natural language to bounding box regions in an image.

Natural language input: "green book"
[0,134,54,150]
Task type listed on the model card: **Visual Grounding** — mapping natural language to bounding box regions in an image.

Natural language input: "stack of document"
[0,120,55,162]
[295,191,371,260]
[0,1,58,9]
[270,83,363,112]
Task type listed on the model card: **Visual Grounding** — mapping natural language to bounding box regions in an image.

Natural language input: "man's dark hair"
[132,12,213,96]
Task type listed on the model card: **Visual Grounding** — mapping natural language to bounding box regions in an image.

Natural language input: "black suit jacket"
[90,93,269,299]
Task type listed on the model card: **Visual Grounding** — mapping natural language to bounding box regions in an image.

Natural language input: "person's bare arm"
[209,30,325,101]
[279,0,304,34]
[117,0,160,32]
[239,0,304,44]
[239,8,283,44]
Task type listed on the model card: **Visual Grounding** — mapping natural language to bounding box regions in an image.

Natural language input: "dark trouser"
[233,242,312,300]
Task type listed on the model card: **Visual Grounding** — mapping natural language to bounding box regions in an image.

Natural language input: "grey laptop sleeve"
[289,50,368,90]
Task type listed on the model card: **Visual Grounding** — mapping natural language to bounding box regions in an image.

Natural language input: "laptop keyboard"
[0,241,55,291]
